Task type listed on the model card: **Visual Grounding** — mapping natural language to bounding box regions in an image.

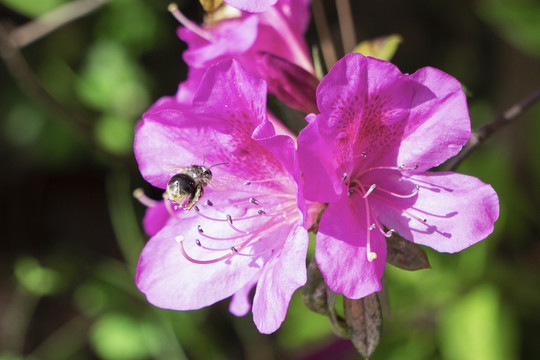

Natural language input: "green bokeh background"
[1,0,539,359]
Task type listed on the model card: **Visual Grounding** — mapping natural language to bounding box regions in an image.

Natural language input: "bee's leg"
[184,186,204,211]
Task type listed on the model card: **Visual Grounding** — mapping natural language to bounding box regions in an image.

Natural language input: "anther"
[175,235,184,243]
[363,184,377,198]
[174,205,180,210]
[249,197,260,205]
[194,205,200,212]
[226,214,233,224]
[258,210,266,215]
[369,224,376,230]
[399,164,405,169]
[422,218,427,223]
[342,173,348,181]
[195,239,201,246]
[244,180,251,186]
[230,246,238,254]
[413,164,418,169]
[385,229,394,237]
[197,225,204,233]
[348,190,354,197]
[205,199,213,206]
[367,252,378,262]
[361,152,367,158]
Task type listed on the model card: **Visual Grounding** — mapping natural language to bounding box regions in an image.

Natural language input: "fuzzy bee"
[166,162,227,210]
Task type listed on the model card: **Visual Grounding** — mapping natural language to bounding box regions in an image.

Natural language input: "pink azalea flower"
[135,59,312,333]
[225,0,277,13]
[172,0,317,112]
[297,54,499,299]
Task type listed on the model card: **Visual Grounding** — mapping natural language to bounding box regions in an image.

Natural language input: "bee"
[166,161,228,211]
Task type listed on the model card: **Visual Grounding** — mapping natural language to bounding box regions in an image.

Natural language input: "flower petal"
[143,201,170,236]
[178,15,259,68]
[298,119,344,203]
[225,0,277,13]
[136,217,265,310]
[396,67,471,171]
[229,273,259,317]
[252,224,309,333]
[315,197,386,299]
[371,172,499,253]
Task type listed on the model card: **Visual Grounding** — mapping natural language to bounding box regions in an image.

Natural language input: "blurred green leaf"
[14,257,62,296]
[96,0,159,52]
[4,103,46,146]
[353,34,402,61]
[0,0,66,17]
[440,285,518,360]
[477,0,540,57]
[77,40,149,115]
[95,114,134,155]
[90,313,155,360]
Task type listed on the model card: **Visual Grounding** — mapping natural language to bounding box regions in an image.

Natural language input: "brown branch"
[445,87,540,171]
[335,0,356,54]
[312,0,338,71]
[9,0,109,49]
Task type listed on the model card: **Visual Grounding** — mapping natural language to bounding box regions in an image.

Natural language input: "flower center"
[343,154,422,262]
[165,176,299,264]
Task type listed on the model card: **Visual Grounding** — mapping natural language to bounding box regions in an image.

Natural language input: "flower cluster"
[134,1,499,334]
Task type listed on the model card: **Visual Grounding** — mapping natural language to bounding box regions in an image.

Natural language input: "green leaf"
[440,285,517,360]
[14,257,62,296]
[344,293,383,359]
[353,34,403,61]
[95,114,134,156]
[386,235,431,271]
[90,313,155,360]
[0,0,66,17]
[76,40,149,115]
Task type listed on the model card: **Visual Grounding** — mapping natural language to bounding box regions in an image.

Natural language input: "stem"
[312,0,337,71]
[9,0,109,49]
[335,0,356,54]
[445,87,540,171]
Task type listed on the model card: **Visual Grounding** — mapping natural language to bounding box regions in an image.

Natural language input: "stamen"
[230,246,238,254]
[249,197,260,205]
[178,240,234,264]
[132,188,158,207]
[195,239,201,246]
[369,224,376,230]
[342,173,348,181]
[197,225,204,233]
[194,205,200,212]
[348,190,354,197]
[367,252,378,261]
[244,180,251,185]
[226,214,233,224]
[205,199,213,206]
[258,209,266,215]
[168,3,216,42]
[375,184,420,198]
[385,229,395,237]
[363,184,377,198]
[175,235,184,243]
[361,152,367,158]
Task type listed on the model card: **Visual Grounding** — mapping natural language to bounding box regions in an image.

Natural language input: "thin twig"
[9,0,109,49]
[335,0,356,54]
[445,87,540,171]
[312,0,338,71]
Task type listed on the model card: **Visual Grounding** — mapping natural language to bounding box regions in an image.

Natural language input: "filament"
[168,3,216,42]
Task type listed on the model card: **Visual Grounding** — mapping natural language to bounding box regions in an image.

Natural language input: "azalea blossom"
[297,53,499,299]
[225,0,277,13]
[135,59,314,333]
[169,0,317,112]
